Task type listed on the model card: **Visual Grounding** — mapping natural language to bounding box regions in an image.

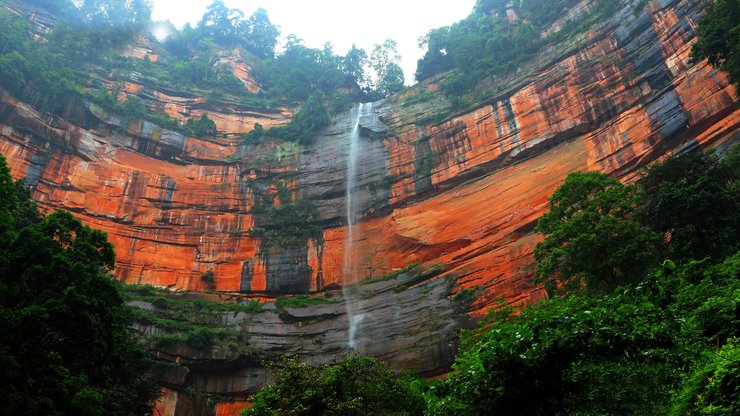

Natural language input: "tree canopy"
[369,39,406,99]
[535,146,739,296]
[534,171,661,295]
[0,153,159,415]
[690,0,740,88]
[196,1,279,59]
[425,253,739,416]
[243,356,424,416]
[415,0,619,96]
[638,146,740,262]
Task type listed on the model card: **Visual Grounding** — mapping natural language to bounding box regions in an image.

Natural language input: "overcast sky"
[150,0,476,84]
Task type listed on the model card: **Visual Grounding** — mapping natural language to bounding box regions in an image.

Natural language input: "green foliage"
[253,42,353,102]
[249,187,323,249]
[196,1,279,59]
[123,284,264,315]
[123,285,262,353]
[79,0,152,31]
[535,147,739,297]
[637,148,739,262]
[369,39,406,99]
[24,0,80,18]
[184,113,218,137]
[0,153,159,415]
[121,95,147,119]
[669,254,740,348]
[0,10,84,115]
[244,91,330,144]
[242,8,281,59]
[152,35,251,94]
[416,0,621,94]
[90,90,222,138]
[90,89,179,128]
[274,294,337,311]
[672,338,740,416]
[690,0,740,88]
[426,288,684,415]
[534,171,661,295]
[426,253,739,416]
[0,51,28,94]
[243,356,425,416]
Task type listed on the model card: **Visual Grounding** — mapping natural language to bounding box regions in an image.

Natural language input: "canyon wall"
[1,0,739,413]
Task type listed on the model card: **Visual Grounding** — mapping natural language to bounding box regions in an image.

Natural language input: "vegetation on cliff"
[249,182,323,249]
[0,153,159,415]
[690,0,740,89]
[243,356,425,416]
[123,284,263,354]
[243,91,331,145]
[0,0,158,115]
[534,171,662,295]
[415,0,620,98]
[426,254,739,415]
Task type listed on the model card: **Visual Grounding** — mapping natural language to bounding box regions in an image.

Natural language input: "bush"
[243,356,424,416]
[672,338,740,416]
[425,289,685,415]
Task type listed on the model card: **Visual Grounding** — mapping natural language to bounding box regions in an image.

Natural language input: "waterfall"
[344,102,369,351]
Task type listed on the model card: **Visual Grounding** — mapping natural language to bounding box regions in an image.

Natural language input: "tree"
[369,39,406,98]
[690,0,740,88]
[185,113,217,137]
[343,44,369,89]
[195,37,218,82]
[672,338,740,416]
[0,51,29,95]
[415,27,454,82]
[243,356,424,416]
[425,290,684,415]
[198,0,242,44]
[241,8,279,59]
[534,171,661,295]
[79,0,152,30]
[290,91,330,143]
[637,147,739,262]
[0,153,159,415]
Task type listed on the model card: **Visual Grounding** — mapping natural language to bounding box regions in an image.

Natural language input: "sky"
[150,0,477,85]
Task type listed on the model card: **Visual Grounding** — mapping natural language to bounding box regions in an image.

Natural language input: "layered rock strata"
[0,0,739,413]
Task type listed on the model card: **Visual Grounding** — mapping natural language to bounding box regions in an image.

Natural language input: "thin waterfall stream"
[344,102,369,351]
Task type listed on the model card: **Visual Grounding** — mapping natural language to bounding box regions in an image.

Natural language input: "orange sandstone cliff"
[1,0,739,413]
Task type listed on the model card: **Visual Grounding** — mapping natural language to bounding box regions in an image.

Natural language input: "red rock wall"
[350,0,738,313]
[0,95,261,291]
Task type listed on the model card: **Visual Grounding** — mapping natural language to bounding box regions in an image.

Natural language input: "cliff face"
[1,0,739,413]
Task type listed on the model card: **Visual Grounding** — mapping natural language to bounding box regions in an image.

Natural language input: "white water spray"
[344,103,369,350]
